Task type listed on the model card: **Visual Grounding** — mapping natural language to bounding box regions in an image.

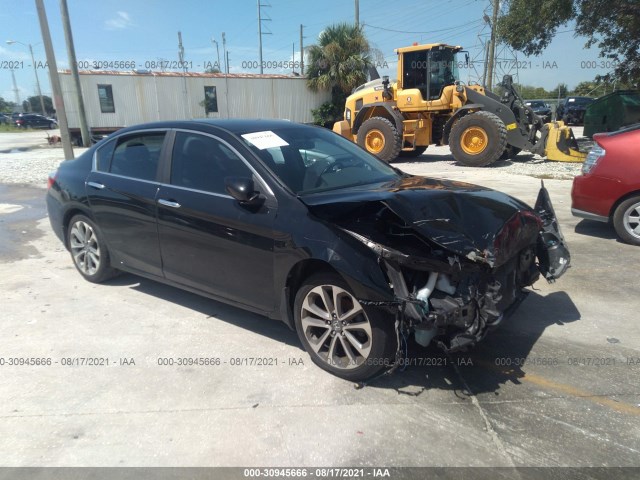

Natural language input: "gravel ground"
[0,126,590,186]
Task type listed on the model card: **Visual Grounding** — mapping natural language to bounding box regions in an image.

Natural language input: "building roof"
[58,69,304,80]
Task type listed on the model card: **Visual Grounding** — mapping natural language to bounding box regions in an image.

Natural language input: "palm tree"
[306,23,373,95]
[306,23,374,126]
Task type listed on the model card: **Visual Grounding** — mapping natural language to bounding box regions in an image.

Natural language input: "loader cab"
[398,44,461,102]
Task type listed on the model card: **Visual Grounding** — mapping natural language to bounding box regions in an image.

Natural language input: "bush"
[311,101,343,128]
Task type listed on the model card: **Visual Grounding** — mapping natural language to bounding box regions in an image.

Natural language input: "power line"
[363,19,483,35]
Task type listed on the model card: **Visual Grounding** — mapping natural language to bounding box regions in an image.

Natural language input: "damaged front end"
[307,177,570,354]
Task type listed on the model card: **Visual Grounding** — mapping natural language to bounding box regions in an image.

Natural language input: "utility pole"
[299,24,304,75]
[292,43,297,74]
[35,0,73,159]
[222,32,230,118]
[482,38,490,87]
[257,1,271,74]
[59,0,90,147]
[355,0,359,26]
[10,69,20,109]
[486,0,499,90]
[177,31,192,118]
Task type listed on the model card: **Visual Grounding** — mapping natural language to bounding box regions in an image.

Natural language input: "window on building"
[97,85,115,113]
[203,86,218,114]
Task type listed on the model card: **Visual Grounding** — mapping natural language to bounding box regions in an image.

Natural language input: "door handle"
[158,199,181,208]
[87,181,105,190]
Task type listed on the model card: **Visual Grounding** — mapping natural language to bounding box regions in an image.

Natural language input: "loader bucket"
[543,121,587,162]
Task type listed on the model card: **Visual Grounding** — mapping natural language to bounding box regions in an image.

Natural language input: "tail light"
[582,143,605,174]
[47,171,58,189]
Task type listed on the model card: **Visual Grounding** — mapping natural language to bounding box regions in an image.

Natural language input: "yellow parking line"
[473,359,640,416]
[520,372,640,416]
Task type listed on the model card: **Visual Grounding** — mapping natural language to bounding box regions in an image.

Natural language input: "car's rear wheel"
[294,273,396,381]
[48,122,55,129]
[613,196,640,246]
[67,214,118,283]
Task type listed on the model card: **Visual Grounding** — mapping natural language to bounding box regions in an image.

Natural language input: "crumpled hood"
[301,176,542,268]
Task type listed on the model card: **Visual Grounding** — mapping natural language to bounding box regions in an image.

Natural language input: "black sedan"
[556,97,595,125]
[46,119,570,381]
[15,113,57,129]
[524,100,552,123]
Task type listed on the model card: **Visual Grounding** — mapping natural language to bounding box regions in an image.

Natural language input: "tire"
[499,145,522,161]
[399,146,427,158]
[294,273,397,381]
[67,214,118,283]
[613,196,640,246]
[449,111,507,167]
[357,117,402,163]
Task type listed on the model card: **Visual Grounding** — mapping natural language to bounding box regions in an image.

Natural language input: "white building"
[59,70,330,139]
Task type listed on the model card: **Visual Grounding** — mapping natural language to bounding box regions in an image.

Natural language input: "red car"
[571,124,640,245]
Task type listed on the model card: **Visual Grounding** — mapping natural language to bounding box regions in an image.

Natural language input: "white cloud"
[104,11,133,30]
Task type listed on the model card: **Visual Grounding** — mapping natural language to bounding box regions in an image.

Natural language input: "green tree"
[497,0,640,85]
[23,95,55,115]
[306,23,374,125]
[0,96,17,112]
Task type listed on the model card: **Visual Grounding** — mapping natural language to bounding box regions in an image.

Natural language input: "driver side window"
[170,131,252,194]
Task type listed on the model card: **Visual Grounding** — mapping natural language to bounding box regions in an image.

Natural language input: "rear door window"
[109,132,166,181]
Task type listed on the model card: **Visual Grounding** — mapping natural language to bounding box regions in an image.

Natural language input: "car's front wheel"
[613,196,640,246]
[67,214,118,283]
[294,273,396,381]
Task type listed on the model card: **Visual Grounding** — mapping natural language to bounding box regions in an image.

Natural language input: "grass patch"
[0,124,24,133]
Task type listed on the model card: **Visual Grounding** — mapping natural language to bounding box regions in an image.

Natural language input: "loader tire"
[357,117,402,163]
[449,111,507,167]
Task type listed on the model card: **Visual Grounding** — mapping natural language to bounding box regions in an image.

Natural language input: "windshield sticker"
[568,98,575,102]
[241,131,289,150]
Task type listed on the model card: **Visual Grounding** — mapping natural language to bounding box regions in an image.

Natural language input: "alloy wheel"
[300,284,373,370]
[69,220,101,276]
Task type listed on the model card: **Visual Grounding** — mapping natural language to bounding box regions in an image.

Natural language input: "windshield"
[239,126,401,195]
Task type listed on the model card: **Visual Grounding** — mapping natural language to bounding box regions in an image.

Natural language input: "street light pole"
[6,40,46,115]
[212,38,220,72]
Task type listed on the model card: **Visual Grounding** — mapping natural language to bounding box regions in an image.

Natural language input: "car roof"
[114,118,313,136]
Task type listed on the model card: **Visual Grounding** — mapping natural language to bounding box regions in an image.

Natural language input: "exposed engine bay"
[306,176,570,356]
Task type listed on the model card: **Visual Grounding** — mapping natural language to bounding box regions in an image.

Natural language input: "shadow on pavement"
[365,290,581,396]
[574,218,617,240]
[103,273,301,348]
[103,274,580,396]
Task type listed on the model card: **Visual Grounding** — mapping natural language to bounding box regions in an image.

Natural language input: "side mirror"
[225,176,262,206]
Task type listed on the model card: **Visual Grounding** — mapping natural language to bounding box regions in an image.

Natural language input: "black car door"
[156,129,277,312]
[85,130,168,277]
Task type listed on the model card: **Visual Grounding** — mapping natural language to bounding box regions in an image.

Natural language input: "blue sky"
[0,0,614,105]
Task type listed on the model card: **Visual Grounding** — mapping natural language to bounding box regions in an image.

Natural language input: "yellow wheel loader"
[333,43,586,165]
